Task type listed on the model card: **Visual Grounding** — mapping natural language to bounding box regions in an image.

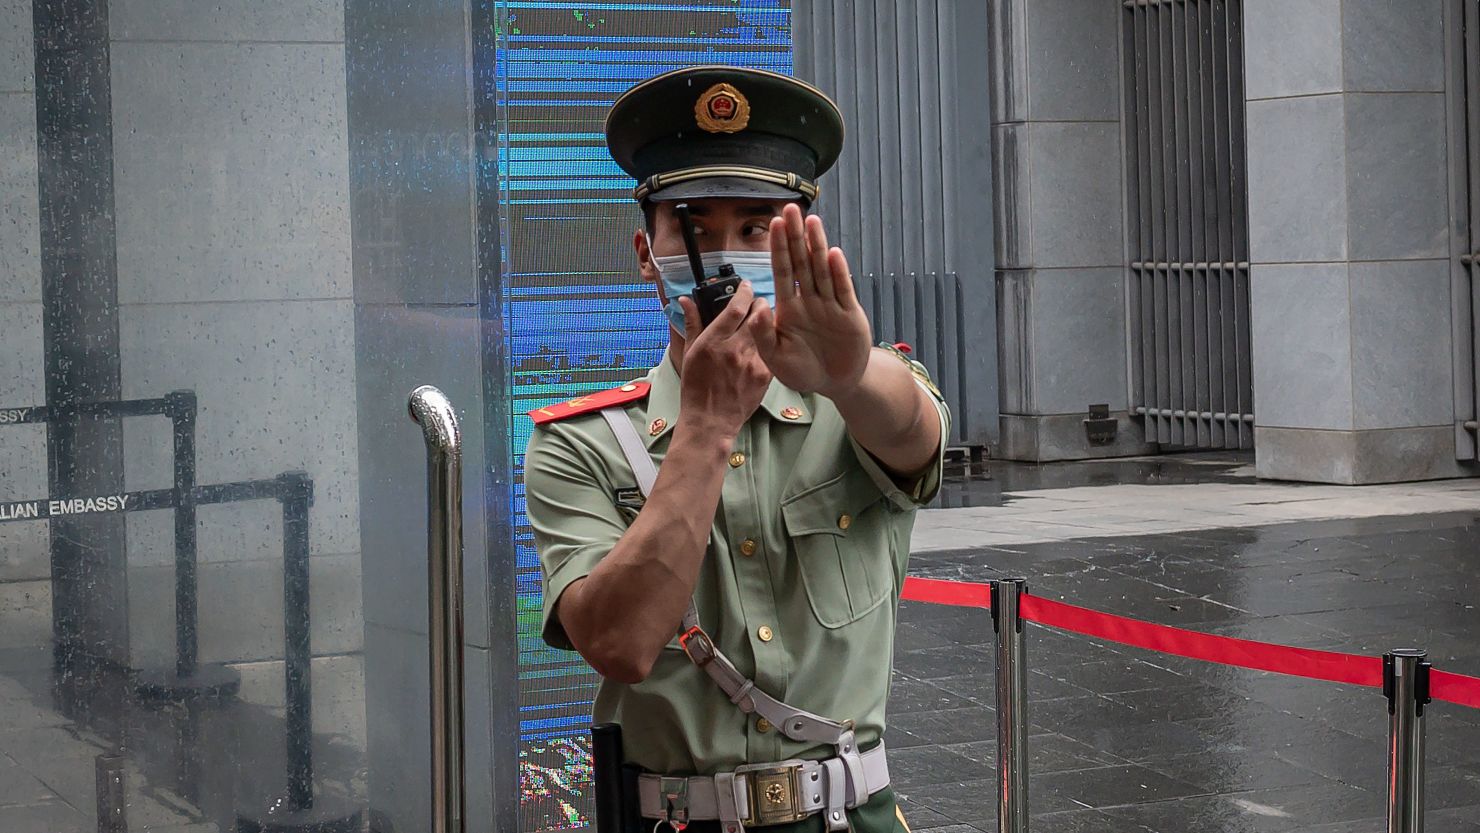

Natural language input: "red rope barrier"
[899,576,993,608]
[1017,593,1382,688]
[1432,669,1480,710]
[899,576,1480,708]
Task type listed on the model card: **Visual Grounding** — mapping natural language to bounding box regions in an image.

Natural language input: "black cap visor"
[645,175,807,203]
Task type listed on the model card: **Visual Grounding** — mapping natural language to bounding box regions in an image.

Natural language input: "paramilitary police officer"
[524,66,951,833]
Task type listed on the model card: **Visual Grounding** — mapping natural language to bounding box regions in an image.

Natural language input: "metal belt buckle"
[660,776,690,830]
[740,762,806,827]
[679,626,716,667]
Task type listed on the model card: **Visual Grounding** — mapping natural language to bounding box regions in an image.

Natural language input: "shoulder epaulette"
[528,382,651,425]
[878,341,944,400]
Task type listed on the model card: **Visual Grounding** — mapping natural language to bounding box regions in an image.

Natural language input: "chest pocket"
[781,466,892,628]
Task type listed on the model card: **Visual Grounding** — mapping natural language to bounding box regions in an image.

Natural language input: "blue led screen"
[494,3,792,828]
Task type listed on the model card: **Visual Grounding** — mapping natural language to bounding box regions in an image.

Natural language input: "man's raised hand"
[753,204,872,398]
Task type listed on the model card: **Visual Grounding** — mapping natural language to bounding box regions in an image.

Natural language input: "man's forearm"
[556,420,732,683]
[828,348,941,477]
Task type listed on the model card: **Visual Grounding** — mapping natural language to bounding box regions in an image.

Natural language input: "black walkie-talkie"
[675,203,742,327]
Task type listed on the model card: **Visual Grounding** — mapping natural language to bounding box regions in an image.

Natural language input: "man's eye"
[742,224,769,237]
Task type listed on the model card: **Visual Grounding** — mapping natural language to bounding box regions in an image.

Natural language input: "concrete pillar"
[108,0,363,680]
[32,0,132,675]
[989,0,1153,461]
[345,1,519,830]
[95,3,375,823]
[0,0,49,664]
[1244,0,1470,483]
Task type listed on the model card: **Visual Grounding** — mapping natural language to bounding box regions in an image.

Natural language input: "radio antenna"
[674,203,707,287]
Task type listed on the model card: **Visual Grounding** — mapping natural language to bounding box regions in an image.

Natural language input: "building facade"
[0,3,1477,833]
[986,0,1479,487]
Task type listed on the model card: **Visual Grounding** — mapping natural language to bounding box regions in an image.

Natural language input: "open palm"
[753,204,873,398]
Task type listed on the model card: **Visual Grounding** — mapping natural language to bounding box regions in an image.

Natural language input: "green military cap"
[605,65,845,204]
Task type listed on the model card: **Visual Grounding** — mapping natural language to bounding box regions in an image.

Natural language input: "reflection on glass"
[1,1,791,832]
[3,0,364,830]
[499,3,791,828]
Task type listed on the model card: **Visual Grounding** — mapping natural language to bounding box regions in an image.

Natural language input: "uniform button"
[729,452,746,468]
[620,384,638,392]
[739,538,757,557]
[649,418,666,436]
[756,718,772,733]
[757,625,774,642]
[781,407,803,420]
[837,514,852,530]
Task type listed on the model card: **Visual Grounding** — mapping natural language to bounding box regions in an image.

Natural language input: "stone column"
[345,1,518,830]
[1244,0,1469,483]
[0,0,51,663]
[108,0,363,681]
[989,0,1154,461]
[33,0,131,675]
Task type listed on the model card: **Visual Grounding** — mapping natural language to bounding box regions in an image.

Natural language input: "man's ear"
[634,228,658,284]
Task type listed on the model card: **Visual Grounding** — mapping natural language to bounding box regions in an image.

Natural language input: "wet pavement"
[890,509,1480,832]
[930,450,1260,510]
[4,451,1480,831]
[0,648,364,833]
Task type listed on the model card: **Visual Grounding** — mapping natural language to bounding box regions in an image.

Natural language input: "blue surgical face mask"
[647,234,775,334]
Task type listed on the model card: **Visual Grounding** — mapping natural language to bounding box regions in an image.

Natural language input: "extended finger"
[827,247,858,307]
[770,216,797,303]
[805,215,834,300]
[784,204,815,296]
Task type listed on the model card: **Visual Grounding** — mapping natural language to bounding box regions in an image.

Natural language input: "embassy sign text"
[0,493,132,522]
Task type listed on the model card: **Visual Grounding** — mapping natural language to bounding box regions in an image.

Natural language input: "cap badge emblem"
[695,82,750,133]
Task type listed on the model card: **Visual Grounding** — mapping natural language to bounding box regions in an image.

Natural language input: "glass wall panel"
[2,1,789,831]
[6,1,370,832]
[496,4,791,828]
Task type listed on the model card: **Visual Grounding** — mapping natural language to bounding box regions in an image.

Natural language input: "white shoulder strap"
[595,407,854,756]
[599,408,659,495]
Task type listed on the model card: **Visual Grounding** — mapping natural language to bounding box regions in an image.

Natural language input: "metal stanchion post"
[991,578,1029,833]
[410,386,467,833]
[96,753,128,833]
[1384,648,1431,833]
[279,471,315,813]
[237,472,362,833]
[171,389,199,678]
[134,391,241,705]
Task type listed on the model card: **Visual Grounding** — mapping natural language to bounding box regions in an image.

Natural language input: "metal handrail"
[409,386,466,833]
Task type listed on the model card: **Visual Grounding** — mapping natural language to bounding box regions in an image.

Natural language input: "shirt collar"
[642,346,815,448]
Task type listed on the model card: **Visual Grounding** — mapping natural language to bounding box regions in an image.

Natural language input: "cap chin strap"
[599,408,868,832]
[633,165,820,203]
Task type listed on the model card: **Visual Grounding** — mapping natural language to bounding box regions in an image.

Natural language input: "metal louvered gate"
[1453,0,1480,460]
[792,0,997,450]
[853,271,978,447]
[1122,0,1254,449]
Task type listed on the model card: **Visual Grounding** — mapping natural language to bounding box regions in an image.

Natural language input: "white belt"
[636,742,890,832]
[602,406,885,833]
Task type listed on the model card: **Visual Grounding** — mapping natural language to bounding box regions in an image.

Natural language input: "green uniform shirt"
[525,346,951,776]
